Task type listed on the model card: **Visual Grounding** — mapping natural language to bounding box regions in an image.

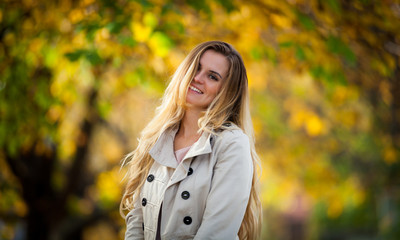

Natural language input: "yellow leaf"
[148,32,173,57]
[95,28,110,43]
[247,61,269,90]
[379,81,392,105]
[96,167,123,204]
[337,109,357,128]
[60,138,77,160]
[3,32,15,47]
[289,109,307,130]
[69,9,84,23]
[102,139,124,164]
[82,0,95,6]
[327,197,343,218]
[270,13,292,29]
[131,22,152,42]
[305,114,324,136]
[143,12,158,28]
[46,105,64,123]
[252,116,263,139]
[83,221,118,240]
[383,146,397,165]
[14,200,28,217]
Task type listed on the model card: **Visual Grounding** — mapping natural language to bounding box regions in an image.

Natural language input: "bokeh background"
[1,0,400,239]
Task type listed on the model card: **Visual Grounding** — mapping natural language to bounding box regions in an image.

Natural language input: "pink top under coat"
[174,145,192,163]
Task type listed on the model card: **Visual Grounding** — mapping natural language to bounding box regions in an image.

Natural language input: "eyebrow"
[210,70,222,79]
[198,63,223,79]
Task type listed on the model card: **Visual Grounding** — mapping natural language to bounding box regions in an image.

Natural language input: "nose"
[193,70,204,84]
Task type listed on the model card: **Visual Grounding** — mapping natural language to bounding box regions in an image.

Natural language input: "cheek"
[210,82,223,96]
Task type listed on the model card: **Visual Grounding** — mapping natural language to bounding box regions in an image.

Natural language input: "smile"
[189,85,203,94]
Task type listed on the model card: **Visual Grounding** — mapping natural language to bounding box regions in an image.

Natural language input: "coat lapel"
[184,131,213,160]
[149,127,179,169]
[149,126,214,186]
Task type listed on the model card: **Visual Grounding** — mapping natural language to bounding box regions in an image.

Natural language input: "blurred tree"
[0,0,399,239]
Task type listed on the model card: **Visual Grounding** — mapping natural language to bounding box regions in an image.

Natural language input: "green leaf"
[143,12,158,28]
[34,85,52,109]
[84,23,102,42]
[326,35,357,66]
[85,51,103,65]
[215,0,236,12]
[97,100,112,118]
[106,21,125,34]
[118,35,137,47]
[311,65,324,79]
[149,32,174,57]
[326,0,341,14]
[64,49,86,62]
[125,67,146,87]
[279,41,294,48]
[186,0,211,15]
[164,21,185,34]
[132,0,154,10]
[296,11,315,30]
[65,49,103,65]
[250,47,263,60]
[161,2,176,15]
[7,136,19,157]
[43,46,58,68]
[295,45,306,61]
[310,65,347,86]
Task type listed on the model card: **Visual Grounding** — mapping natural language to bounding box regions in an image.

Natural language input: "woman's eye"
[209,75,218,81]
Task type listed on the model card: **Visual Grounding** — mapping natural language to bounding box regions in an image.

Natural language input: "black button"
[147,174,154,182]
[188,168,193,176]
[183,216,192,225]
[142,198,147,206]
[181,191,190,200]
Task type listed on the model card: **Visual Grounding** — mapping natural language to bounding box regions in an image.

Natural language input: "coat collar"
[149,125,213,169]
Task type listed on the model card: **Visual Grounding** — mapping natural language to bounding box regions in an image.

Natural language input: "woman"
[120,41,262,239]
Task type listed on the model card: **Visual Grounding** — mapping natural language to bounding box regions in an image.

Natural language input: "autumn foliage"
[0,0,399,239]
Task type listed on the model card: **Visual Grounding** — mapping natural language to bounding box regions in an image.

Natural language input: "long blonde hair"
[120,41,262,239]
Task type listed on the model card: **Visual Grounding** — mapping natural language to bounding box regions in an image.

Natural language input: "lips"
[189,85,203,94]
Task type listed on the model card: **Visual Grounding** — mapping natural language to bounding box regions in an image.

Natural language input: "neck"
[179,108,202,138]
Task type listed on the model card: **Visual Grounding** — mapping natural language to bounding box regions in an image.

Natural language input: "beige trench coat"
[125,125,253,240]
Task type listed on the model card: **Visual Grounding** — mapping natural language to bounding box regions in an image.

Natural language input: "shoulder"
[213,124,250,154]
[211,124,253,174]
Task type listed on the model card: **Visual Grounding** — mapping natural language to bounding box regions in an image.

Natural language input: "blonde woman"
[121,41,262,240]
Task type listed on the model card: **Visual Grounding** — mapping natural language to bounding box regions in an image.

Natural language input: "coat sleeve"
[124,195,144,240]
[194,131,253,240]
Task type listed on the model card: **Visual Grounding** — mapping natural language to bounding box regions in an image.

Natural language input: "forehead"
[199,50,229,78]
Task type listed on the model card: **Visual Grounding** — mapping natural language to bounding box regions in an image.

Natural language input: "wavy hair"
[120,41,262,239]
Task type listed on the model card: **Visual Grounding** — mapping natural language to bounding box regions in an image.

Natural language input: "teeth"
[189,86,203,94]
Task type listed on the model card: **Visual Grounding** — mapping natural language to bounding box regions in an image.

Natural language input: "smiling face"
[186,50,229,111]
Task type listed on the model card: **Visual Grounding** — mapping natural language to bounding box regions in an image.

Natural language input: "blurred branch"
[61,88,99,201]
[57,207,110,240]
[99,118,130,150]
[4,153,30,185]
[0,208,25,222]
[390,44,400,141]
